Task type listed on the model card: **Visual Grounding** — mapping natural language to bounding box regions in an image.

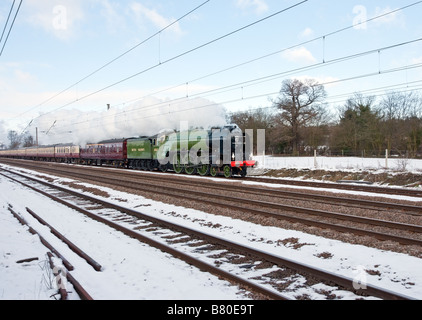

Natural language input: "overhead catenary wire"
[21,0,418,124]
[17,0,422,135]
[25,0,309,121]
[0,0,16,46]
[51,58,422,135]
[59,35,422,128]
[15,0,212,118]
[226,80,422,120]
[0,0,22,57]
[98,0,422,112]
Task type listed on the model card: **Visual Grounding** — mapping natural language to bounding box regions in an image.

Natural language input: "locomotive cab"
[209,124,256,178]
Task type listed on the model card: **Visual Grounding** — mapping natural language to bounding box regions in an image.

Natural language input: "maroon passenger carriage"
[80,139,128,167]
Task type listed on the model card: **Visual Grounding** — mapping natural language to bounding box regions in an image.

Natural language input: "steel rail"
[118,171,422,215]
[6,165,421,246]
[26,207,102,272]
[1,168,414,300]
[56,166,422,229]
[245,176,422,198]
[1,171,288,300]
[8,205,74,272]
[7,206,93,300]
[53,162,420,214]
[1,157,422,197]
[1,159,420,215]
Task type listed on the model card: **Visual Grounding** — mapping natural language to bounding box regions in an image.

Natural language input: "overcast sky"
[1,0,422,144]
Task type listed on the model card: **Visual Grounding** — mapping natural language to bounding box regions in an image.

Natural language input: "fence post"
[385,149,389,169]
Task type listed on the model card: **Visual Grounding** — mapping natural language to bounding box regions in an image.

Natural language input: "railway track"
[78,164,422,215]
[1,160,421,251]
[2,158,422,199]
[64,169,422,246]
[245,176,422,198]
[1,167,414,300]
[7,205,94,300]
[1,158,421,212]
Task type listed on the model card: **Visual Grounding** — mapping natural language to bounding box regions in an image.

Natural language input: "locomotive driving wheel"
[223,165,232,178]
[210,166,218,177]
[185,164,196,175]
[197,164,210,176]
[173,154,184,174]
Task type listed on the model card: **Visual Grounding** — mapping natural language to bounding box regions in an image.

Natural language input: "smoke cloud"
[0,120,8,148]
[31,96,228,147]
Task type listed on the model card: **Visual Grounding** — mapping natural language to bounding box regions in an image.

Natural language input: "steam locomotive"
[0,125,256,178]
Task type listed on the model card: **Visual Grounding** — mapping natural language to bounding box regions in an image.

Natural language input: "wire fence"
[267,149,422,159]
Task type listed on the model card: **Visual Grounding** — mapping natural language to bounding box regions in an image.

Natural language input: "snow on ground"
[0,170,250,300]
[253,155,422,173]
[1,163,422,300]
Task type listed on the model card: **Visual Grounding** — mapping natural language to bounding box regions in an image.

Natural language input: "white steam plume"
[0,120,8,148]
[32,97,228,146]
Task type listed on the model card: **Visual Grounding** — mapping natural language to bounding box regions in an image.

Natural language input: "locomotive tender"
[0,125,256,178]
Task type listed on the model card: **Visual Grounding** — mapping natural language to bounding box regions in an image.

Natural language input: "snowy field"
[1,163,422,301]
[253,155,422,173]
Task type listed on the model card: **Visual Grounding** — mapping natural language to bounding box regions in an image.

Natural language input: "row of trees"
[4,131,35,150]
[231,79,422,158]
[4,78,422,158]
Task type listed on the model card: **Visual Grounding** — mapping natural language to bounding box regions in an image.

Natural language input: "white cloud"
[0,62,39,94]
[291,75,340,90]
[411,56,422,65]
[130,2,182,36]
[282,47,316,64]
[373,6,404,26]
[300,27,314,38]
[14,70,37,84]
[97,0,127,34]
[236,0,269,15]
[308,76,340,88]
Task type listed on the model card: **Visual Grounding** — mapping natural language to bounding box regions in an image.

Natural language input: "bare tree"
[7,130,20,149]
[230,108,275,154]
[378,91,422,156]
[23,134,35,148]
[332,94,382,156]
[272,78,327,155]
[379,91,416,121]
